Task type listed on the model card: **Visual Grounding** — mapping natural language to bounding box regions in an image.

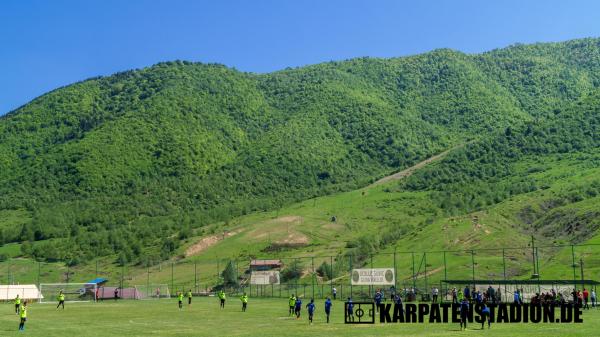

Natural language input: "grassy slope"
[2,149,599,289]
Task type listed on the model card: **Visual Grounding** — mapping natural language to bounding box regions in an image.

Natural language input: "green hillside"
[1,37,600,276]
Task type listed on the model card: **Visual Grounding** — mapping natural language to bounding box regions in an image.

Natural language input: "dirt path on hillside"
[184,229,242,257]
[369,144,465,187]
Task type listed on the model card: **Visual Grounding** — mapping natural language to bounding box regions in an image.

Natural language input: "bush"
[281,259,303,281]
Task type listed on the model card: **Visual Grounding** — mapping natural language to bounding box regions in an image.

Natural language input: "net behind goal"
[134,284,171,299]
[39,283,98,303]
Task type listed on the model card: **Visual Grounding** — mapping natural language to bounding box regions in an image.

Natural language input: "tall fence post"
[370,254,373,297]
[502,249,507,302]
[470,250,475,288]
[311,257,315,299]
[393,248,397,292]
[171,263,174,295]
[146,265,150,298]
[424,252,428,297]
[330,255,333,297]
[194,262,198,293]
[411,252,416,291]
[572,245,577,290]
[349,254,353,298]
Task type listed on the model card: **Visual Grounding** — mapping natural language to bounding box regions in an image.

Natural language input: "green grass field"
[1,297,599,336]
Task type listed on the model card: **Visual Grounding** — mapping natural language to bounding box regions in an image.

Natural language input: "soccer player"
[513,289,521,305]
[324,297,332,323]
[57,290,65,309]
[374,290,382,312]
[218,290,226,308]
[306,299,315,324]
[332,287,337,300]
[187,289,193,306]
[459,298,469,330]
[114,288,119,301]
[481,301,491,329]
[463,286,470,302]
[294,297,302,319]
[14,294,21,314]
[346,297,354,322]
[178,291,184,309]
[240,292,248,312]
[18,301,27,331]
[591,289,597,308]
[288,294,296,316]
[583,288,590,309]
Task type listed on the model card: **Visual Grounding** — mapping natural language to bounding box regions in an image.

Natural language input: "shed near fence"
[0,284,43,301]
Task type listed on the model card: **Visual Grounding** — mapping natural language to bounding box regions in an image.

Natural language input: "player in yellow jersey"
[18,301,27,331]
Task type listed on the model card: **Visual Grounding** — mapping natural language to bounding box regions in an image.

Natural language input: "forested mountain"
[1,38,600,265]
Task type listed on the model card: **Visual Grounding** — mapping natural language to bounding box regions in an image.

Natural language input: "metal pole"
[147,266,150,298]
[443,251,447,298]
[424,252,428,297]
[572,245,577,290]
[194,262,198,293]
[311,257,315,299]
[471,250,475,288]
[580,258,585,290]
[394,248,398,292]
[531,236,536,276]
[330,255,333,295]
[536,247,541,293]
[370,254,373,296]
[502,249,507,302]
[412,252,416,290]
[349,254,353,297]
[171,263,174,294]
[443,251,447,281]
[95,260,98,279]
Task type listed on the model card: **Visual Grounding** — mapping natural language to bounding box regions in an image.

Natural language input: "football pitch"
[1,297,599,336]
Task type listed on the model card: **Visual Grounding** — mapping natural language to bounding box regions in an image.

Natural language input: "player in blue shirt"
[481,301,491,329]
[346,297,354,322]
[306,299,316,324]
[294,297,302,319]
[374,290,382,312]
[324,297,332,323]
[460,298,470,330]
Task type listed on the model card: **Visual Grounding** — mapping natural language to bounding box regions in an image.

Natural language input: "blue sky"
[2,0,600,114]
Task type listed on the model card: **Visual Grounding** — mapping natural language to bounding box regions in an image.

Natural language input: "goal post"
[133,284,171,299]
[39,283,98,303]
